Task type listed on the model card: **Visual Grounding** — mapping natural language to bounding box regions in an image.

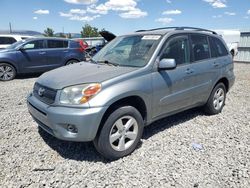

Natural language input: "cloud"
[105,0,137,11]
[244,16,249,19]
[33,17,38,20]
[69,15,100,21]
[203,0,227,8]
[212,15,222,18]
[64,0,97,5]
[34,9,50,14]
[166,0,172,3]
[87,4,109,14]
[247,9,250,15]
[119,8,147,19]
[59,8,100,22]
[59,12,73,17]
[155,17,174,24]
[85,0,147,19]
[224,12,236,16]
[162,9,182,15]
[69,9,86,14]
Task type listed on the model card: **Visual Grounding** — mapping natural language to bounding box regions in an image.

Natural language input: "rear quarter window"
[0,37,17,45]
[47,40,68,48]
[209,37,228,57]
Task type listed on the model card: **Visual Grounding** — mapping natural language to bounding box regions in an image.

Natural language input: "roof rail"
[136,27,217,35]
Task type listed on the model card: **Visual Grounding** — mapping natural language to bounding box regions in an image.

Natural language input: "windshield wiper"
[97,60,119,67]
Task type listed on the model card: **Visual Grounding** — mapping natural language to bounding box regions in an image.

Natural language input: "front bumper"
[27,93,108,142]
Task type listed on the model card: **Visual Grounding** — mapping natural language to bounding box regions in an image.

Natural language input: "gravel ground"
[0,63,249,188]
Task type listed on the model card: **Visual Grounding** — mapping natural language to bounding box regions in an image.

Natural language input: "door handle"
[185,68,194,74]
[213,62,219,67]
[39,52,46,55]
[63,50,69,53]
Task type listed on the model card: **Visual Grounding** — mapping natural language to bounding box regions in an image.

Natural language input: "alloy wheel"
[109,116,139,152]
[213,88,225,110]
[0,65,15,81]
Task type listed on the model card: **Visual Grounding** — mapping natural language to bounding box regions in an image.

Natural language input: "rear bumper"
[27,93,108,142]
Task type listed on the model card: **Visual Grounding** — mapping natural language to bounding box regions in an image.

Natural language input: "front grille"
[33,83,57,104]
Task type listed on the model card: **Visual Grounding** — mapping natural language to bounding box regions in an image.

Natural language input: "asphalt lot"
[0,63,249,187]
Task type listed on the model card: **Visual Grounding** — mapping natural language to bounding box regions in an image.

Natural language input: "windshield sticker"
[142,35,161,40]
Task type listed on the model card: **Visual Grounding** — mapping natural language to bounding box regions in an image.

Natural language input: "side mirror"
[158,58,176,70]
[18,46,25,51]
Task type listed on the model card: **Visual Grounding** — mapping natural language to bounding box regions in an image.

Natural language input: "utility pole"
[9,22,12,33]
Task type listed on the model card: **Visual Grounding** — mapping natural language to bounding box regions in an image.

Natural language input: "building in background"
[234,30,250,63]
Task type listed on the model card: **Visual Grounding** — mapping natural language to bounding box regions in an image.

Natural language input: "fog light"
[67,124,78,133]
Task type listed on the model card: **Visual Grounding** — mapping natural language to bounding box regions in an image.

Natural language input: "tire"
[94,106,144,160]
[230,50,235,56]
[0,63,16,81]
[66,59,79,65]
[204,83,226,115]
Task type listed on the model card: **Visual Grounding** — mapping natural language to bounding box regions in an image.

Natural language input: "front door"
[17,39,47,73]
[152,35,195,119]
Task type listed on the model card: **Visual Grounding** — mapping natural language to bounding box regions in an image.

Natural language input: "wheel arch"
[65,58,80,65]
[215,77,229,92]
[95,95,148,139]
[0,61,18,73]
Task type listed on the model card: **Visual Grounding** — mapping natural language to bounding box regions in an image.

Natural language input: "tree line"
[43,24,105,38]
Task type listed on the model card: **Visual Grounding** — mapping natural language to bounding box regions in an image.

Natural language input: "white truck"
[215,30,240,56]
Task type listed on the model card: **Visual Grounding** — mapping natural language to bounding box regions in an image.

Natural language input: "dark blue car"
[0,37,85,81]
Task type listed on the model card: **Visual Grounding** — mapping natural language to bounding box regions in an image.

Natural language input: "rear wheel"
[94,106,144,160]
[204,83,226,115]
[0,63,16,81]
[66,59,79,65]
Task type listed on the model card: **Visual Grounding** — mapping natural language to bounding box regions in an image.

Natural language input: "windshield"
[6,40,25,49]
[92,35,161,67]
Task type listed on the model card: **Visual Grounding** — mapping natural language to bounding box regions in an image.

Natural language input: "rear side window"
[190,35,210,61]
[0,37,17,44]
[209,37,228,57]
[47,40,68,48]
[160,35,190,65]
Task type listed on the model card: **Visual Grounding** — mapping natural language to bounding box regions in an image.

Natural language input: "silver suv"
[27,27,235,160]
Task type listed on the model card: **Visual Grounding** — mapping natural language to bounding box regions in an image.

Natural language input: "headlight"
[59,83,101,105]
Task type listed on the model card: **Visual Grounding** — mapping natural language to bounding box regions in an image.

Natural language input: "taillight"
[77,40,85,52]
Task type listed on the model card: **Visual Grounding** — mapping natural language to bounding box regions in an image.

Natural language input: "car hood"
[0,48,15,53]
[99,31,116,42]
[37,62,138,90]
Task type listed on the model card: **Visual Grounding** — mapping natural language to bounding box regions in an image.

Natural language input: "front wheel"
[204,83,226,115]
[0,63,16,81]
[94,106,144,160]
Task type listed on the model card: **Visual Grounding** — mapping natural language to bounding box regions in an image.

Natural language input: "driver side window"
[161,35,190,65]
[23,40,44,50]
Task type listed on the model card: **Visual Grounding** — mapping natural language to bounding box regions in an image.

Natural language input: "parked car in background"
[0,34,34,49]
[0,38,85,81]
[84,31,116,57]
[27,27,235,160]
[73,39,89,51]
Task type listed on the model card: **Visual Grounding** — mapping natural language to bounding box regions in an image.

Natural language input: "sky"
[0,0,250,35]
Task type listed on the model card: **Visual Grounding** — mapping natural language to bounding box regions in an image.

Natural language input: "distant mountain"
[0,30,42,36]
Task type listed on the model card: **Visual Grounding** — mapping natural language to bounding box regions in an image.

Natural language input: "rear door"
[187,34,216,104]
[46,39,69,68]
[17,39,48,73]
[152,34,195,118]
